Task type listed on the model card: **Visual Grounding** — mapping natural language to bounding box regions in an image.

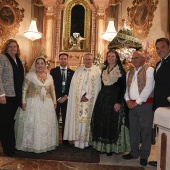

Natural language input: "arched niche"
[61,0,91,52]
[71,5,85,37]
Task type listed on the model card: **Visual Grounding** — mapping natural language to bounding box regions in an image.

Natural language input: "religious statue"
[69,32,85,50]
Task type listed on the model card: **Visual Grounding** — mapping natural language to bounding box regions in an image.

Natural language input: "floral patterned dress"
[15,72,59,153]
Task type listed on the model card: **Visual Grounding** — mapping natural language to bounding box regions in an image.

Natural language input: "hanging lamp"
[102,20,117,41]
[24,18,42,41]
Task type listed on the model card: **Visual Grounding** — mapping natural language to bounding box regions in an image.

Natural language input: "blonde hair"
[1,39,20,56]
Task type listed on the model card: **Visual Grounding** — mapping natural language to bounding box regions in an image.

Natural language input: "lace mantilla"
[102,65,122,86]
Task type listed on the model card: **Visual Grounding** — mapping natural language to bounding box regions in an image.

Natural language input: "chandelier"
[24,19,42,41]
[102,20,117,41]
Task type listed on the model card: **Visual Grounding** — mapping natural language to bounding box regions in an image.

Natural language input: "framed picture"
[0,0,24,50]
[134,4,148,27]
[127,0,159,40]
[0,5,16,26]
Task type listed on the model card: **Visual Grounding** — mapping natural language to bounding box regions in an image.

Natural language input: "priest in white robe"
[63,53,101,149]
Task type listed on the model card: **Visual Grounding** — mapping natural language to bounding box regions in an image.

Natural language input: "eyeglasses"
[131,57,144,60]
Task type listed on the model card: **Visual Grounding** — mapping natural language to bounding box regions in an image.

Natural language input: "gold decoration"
[145,40,160,67]
[122,59,134,73]
[97,14,105,20]
[0,0,24,48]
[32,0,44,6]
[46,15,54,20]
[127,0,159,40]
[62,0,91,51]
[20,54,29,73]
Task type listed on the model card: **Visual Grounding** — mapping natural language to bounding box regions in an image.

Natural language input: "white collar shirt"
[124,66,155,104]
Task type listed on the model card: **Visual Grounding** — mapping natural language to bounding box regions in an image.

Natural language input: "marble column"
[45,7,54,60]
[54,5,63,66]
[96,8,105,63]
[91,10,97,57]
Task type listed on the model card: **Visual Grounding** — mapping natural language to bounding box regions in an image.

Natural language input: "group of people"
[122,37,170,167]
[0,37,170,167]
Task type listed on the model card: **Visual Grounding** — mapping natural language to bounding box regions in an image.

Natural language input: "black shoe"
[62,140,69,145]
[85,146,91,149]
[100,152,106,154]
[149,161,157,167]
[140,159,147,166]
[107,152,113,156]
[3,152,15,157]
[122,153,136,160]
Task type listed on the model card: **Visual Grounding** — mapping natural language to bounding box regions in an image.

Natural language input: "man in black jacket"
[149,38,170,167]
[50,53,74,145]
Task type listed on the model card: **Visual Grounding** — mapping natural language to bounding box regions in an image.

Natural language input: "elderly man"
[63,53,101,149]
[122,51,155,166]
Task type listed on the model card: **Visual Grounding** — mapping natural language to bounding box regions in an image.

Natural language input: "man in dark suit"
[50,53,74,145]
[149,38,170,167]
[153,38,170,110]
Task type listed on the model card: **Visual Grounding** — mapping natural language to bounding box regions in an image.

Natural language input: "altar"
[154,107,170,170]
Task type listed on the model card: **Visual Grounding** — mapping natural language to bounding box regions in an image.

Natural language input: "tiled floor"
[100,143,157,170]
[0,140,157,170]
[0,123,158,169]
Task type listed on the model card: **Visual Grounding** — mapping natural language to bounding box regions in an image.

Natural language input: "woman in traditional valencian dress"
[15,57,59,153]
[90,50,130,156]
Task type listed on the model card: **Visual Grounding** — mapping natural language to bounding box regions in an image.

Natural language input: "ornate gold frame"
[0,0,24,48]
[0,5,16,26]
[61,0,91,52]
[127,0,159,40]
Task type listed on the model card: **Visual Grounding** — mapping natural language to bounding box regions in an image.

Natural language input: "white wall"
[148,0,169,41]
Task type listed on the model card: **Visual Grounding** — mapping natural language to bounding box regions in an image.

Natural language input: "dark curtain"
[110,5,119,31]
[31,2,45,64]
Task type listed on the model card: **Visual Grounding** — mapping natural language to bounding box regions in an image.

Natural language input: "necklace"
[37,72,46,83]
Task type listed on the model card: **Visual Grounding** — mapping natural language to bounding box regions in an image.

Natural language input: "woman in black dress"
[90,50,130,156]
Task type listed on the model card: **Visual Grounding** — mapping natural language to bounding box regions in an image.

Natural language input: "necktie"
[157,59,165,72]
[61,69,66,93]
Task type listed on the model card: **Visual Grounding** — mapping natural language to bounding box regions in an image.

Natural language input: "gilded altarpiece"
[43,0,97,68]
[61,0,91,52]
[58,0,96,69]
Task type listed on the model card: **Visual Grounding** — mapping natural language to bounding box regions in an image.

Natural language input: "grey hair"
[83,53,94,59]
